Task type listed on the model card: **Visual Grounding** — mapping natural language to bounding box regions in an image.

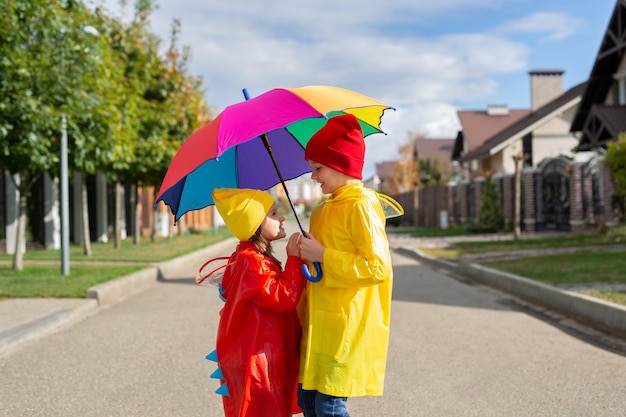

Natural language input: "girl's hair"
[249,227,282,267]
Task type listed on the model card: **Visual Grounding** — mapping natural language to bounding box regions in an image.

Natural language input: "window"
[612,71,626,105]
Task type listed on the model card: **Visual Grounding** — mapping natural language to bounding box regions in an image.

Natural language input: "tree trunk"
[133,184,141,245]
[114,181,121,249]
[151,207,158,242]
[81,178,92,256]
[176,216,186,236]
[12,191,27,271]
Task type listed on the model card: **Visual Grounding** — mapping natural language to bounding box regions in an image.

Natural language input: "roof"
[375,161,397,181]
[458,81,587,163]
[414,138,455,162]
[453,108,531,159]
[571,0,626,132]
[577,105,626,151]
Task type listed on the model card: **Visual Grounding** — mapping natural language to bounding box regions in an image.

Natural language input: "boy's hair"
[304,114,365,180]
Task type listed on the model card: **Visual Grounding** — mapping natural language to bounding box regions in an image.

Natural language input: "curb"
[0,299,98,357]
[394,245,626,339]
[86,237,237,306]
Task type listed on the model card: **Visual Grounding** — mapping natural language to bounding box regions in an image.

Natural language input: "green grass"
[420,234,614,259]
[0,266,144,298]
[482,251,626,286]
[0,228,233,299]
[387,225,475,238]
[581,290,626,305]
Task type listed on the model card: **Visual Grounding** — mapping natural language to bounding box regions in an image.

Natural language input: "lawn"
[0,228,233,299]
[408,227,626,307]
[482,251,626,287]
[419,234,612,259]
[481,250,626,306]
[387,225,475,238]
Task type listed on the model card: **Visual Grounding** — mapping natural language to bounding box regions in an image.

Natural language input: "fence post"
[473,177,485,224]
[499,174,514,229]
[447,182,457,224]
[522,168,540,232]
[599,156,618,226]
[459,181,469,224]
[569,161,586,230]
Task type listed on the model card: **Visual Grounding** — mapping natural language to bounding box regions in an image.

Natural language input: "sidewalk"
[2,231,626,358]
[0,237,238,358]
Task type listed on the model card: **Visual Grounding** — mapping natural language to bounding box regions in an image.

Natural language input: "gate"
[540,158,570,230]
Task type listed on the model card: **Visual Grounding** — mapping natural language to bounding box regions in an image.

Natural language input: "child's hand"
[299,233,325,263]
[286,233,301,257]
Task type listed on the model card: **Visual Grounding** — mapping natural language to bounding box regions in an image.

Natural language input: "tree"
[103,2,210,245]
[605,133,626,222]
[473,175,504,233]
[0,0,113,269]
[394,139,420,193]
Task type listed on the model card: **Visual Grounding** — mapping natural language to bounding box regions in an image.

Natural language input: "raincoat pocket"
[312,310,348,358]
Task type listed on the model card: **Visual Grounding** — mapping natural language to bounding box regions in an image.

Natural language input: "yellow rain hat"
[212,188,275,241]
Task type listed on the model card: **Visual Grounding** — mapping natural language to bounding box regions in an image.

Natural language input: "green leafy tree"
[104,2,210,244]
[0,0,113,269]
[606,133,626,222]
[473,175,504,233]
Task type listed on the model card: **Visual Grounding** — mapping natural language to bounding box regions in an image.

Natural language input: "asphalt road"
[1,222,625,416]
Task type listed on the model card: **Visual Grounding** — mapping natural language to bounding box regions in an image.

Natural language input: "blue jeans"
[298,384,350,417]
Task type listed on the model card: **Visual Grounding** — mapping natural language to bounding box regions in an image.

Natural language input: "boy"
[297,114,394,417]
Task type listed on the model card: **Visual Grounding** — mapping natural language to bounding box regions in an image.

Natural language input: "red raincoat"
[216,241,305,417]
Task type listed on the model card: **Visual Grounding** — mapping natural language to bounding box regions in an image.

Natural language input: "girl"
[212,188,305,417]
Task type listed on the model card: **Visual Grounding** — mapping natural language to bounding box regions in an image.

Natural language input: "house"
[453,70,585,178]
[452,105,530,176]
[374,160,402,195]
[373,136,456,195]
[571,0,626,151]
[569,0,626,226]
[414,137,455,181]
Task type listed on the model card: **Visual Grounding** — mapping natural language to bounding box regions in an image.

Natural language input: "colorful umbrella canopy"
[155,85,394,223]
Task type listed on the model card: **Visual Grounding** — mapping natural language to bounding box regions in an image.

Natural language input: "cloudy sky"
[98,0,616,178]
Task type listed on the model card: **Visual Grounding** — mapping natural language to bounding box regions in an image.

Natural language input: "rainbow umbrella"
[155,85,393,223]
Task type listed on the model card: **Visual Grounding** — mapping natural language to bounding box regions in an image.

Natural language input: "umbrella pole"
[243,88,322,281]
[260,133,307,235]
[261,133,322,282]
[242,89,307,233]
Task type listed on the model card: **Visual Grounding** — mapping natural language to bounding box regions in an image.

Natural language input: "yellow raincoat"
[298,183,393,397]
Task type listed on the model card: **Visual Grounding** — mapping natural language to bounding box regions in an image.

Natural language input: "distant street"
[1,221,625,416]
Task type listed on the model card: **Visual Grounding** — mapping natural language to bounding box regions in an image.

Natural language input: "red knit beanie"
[304,114,365,180]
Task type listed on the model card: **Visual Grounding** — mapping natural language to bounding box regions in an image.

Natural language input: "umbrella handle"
[302,263,323,282]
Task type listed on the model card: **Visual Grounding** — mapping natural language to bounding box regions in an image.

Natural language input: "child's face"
[308,160,351,194]
[260,203,286,241]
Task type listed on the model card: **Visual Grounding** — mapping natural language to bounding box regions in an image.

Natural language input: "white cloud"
[497,12,585,41]
[95,0,580,175]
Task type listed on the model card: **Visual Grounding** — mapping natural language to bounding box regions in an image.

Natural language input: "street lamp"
[60,25,99,276]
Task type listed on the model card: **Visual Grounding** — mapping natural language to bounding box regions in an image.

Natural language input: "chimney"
[529,69,564,110]
[486,104,509,116]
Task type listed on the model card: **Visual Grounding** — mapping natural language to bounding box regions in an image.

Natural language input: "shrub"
[469,175,504,233]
